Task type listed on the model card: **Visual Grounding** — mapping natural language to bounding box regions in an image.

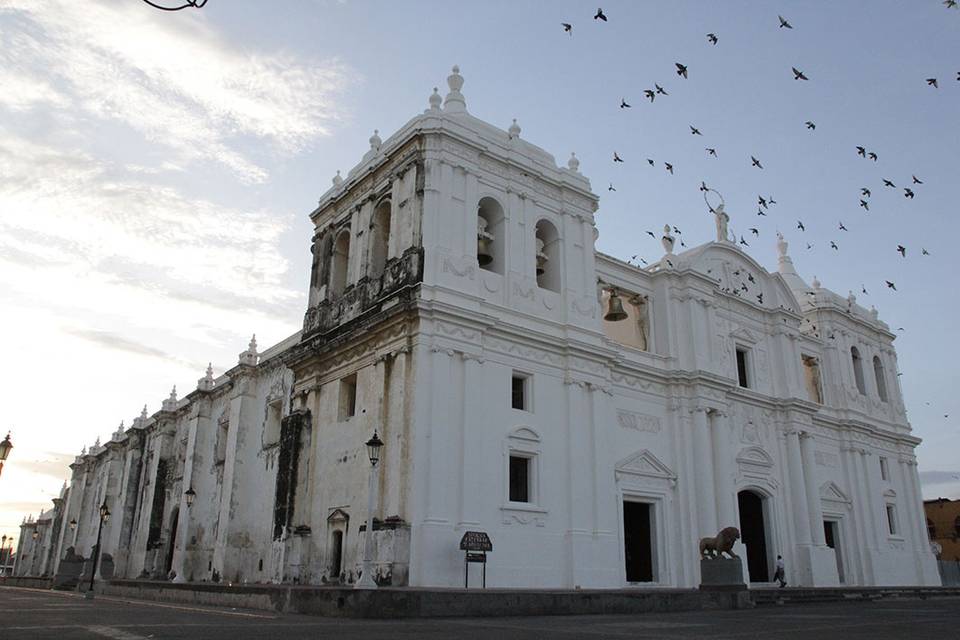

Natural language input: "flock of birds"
[561,7,956,300]
[559,7,957,426]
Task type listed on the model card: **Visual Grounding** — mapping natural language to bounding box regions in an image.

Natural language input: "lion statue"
[699,526,740,559]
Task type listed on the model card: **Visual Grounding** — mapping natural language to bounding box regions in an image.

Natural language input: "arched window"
[477,197,505,274]
[534,219,561,292]
[851,346,866,395]
[330,228,351,297]
[927,518,936,540]
[369,199,391,276]
[873,355,888,402]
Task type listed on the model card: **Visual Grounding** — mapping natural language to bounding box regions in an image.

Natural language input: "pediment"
[327,508,350,523]
[736,446,774,469]
[819,481,851,503]
[508,426,540,443]
[730,327,760,344]
[615,449,676,481]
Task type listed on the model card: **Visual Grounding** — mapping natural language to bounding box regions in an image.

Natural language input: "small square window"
[511,373,531,411]
[886,504,898,536]
[736,348,750,388]
[339,374,357,421]
[879,456,889,482]
[509,455,531,503]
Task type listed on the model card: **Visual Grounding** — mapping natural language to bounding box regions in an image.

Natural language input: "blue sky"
[1,0,957,543]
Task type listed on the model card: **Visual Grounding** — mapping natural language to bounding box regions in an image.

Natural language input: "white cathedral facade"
[16,66,939,590]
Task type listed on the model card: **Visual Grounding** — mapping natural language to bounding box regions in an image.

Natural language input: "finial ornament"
[443,65,466,113]
[703,188,730,242]
[140,405,148,420]
[162,385,178,412]
[870,305,879,319]
[332,170,343,186]
[369,129,382,151]
[776,232,788,257]
[428,87,442,111]
[812,275,821,290]
[239,334,259,366]
[508,118,521,139]
[567,152,580,172]
[661,224,675,255]
[198,362,215,392]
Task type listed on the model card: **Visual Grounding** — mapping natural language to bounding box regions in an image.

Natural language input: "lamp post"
[85,502,110,599]
[1,535,6,576]
[0,432,13,478]
[172,487,196,583]
[355,431,383,589]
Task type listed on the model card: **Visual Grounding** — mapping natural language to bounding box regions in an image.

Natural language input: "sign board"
[465,552,487,563]
[459,531,493,552]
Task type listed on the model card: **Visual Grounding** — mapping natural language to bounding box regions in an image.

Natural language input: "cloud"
[65,328,181,363]
[12,452,76,482]
[920,470,960,485]
[1,0,354,181]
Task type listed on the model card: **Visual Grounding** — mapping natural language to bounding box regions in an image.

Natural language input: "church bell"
[604,290,628,322]
[477,235,493,266]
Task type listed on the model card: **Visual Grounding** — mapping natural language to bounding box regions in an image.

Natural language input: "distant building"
[16,67,939,589]
[924,497,960,561]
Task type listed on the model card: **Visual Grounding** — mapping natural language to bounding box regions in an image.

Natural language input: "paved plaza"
[2,587,959,639]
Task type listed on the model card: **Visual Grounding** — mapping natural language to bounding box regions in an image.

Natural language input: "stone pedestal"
[699,558,747,591]
[52,547,84,591]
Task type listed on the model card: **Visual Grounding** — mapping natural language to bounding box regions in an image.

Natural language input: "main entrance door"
[623,501,654,582]
[824,521,845,584]
[737,490,769,583]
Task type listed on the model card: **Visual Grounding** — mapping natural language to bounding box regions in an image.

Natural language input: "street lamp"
[32,530,39,540]
[356,431,383,589]
[85,502,110,599]
[184,487,196,508]
[69,519,77,531]
[0,432,12,478]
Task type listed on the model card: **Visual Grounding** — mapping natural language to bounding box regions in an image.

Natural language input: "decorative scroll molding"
[616,410,662,434]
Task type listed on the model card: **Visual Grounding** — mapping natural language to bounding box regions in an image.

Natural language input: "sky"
[0,0,957,548]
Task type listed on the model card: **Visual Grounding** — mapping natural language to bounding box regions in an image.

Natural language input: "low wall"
[938,560,960,587]
[0,576,53,590]
[98,580,751,618]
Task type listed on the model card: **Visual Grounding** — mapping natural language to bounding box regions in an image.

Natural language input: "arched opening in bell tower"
[534,218,561,292]
[330,228,351,296]
[369,199,391,277]
[477,197,504,274]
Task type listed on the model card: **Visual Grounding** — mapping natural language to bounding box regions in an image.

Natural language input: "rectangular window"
[879,456,889,481]
[509,455,530,503]
[339,373,357,421]
[511,373,530,411]
[736,348,750,388]
[886,504,898,535]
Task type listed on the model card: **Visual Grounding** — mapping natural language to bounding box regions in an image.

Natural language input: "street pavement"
[1,586,958,639]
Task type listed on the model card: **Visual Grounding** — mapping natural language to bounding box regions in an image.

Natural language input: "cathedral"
[15,66,939,590]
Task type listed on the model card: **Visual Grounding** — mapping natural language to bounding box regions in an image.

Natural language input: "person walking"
[773,555,787,587]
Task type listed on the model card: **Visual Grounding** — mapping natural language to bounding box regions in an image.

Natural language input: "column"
[799,432,827,546]
[784,430,812,545]
[690,408,717,537]
[899,459,927,551]
[840,446,868,584]
[857,450,881,547]
[710,411,737,529]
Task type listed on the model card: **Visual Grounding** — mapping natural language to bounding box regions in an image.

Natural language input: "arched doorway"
[165,508,179,578]
[737,490,769,583]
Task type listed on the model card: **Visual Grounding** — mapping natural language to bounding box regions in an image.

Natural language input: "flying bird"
[830,241,839,250]
[740,236,749,246]
[904,188,915,199]
[862,285,868,294]
[646,230,656,238]
[620,98,631,108]
[927,78,938,88]
[647,158,655,166]
[805,121,816,130]
[856,146,866,157]
[778,15,793,29]
[644,89,656,102]
[922,248,931,255]
[690,125,702,135]
[886,280,897,290]
[706,147,717,157]
[757,209,767,216]
[868,152,878,161]
[946,0,958,8]
[757,293,764,304]
[839,221,848,231]
[883,179,895,188]
[608,183,616,191]
[655,83,668,95]
[767,196,777,205]
[613,151,624,163]
[860,200,869,211]
[675,62,688,78]
[750,228,759,236]
[758,196,768,209]
[861,187,871,197]
[792,67,809,81]
[797,221,805,231]
[806,243,813,249]
[897,245,906,257]
[561,23,573,34]
[707,33,718,45]
[700,181,709,192]
[594,7,607,21]
[664,162,674,174]
[912,175,923,184]
[751,155,763,169]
